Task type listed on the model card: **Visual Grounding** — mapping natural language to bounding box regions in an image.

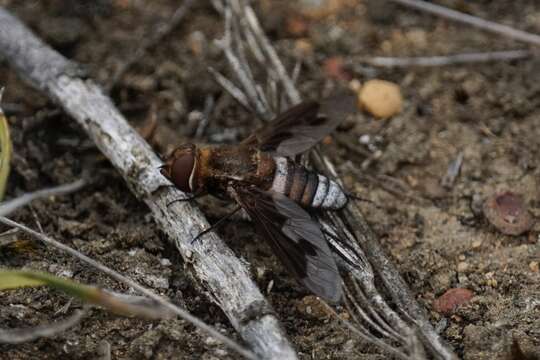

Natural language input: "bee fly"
[160,95,356,303]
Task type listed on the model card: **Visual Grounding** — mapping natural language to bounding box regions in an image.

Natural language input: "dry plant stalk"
[212,0,457,358]
[0,6,295,360]
[390,0,540,46]
[360,50,531,68]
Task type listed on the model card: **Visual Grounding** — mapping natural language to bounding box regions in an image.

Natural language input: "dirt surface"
[1,0,539,359]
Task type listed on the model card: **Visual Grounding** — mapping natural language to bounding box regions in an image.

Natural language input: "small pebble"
[358,79,403,119]
[472,239,483,248]
[529,261,539,272]
[483,191,533,236]
[433,288,474,315]
[297,295,332,318]
[323,56,350,81]
[457,262,468,272]
[286,15,309,37]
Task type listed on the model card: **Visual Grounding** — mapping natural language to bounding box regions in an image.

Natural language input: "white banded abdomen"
[270,157,347,210]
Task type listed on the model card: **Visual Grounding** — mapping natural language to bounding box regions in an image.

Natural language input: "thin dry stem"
[390,0,540,46]
[0,216,256,359]
[361,49,531,67]
[0,178,86,217]
[0,309,86,344]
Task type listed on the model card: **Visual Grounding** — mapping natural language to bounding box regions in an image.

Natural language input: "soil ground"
[0,1,539,359]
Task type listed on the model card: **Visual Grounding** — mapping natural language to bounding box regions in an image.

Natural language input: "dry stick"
[320,303,412,360]
[0,217,255,359]
[389,0,540,46]
[231,3,457,359]
[0,308,86,344]
[362,49,531,67]
[107,0,195,91]
[0,7,296,360]
[0,178,86,217]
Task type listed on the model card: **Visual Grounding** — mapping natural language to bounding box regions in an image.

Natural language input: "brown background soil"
[0,0,539,359]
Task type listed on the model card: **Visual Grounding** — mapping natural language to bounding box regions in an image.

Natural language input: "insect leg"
[191,205,242,244]
[166,191,207,207]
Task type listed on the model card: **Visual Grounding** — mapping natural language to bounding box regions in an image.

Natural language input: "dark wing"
[233,186,342,303]
[242,93,356,157]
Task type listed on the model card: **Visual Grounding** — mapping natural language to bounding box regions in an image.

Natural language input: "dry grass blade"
[0,217,257,360]
[0,270,173,319]
[0,178,86,216]
[361,50,531,67]
[0,308,86,344]
[0,87,11,201]
[389,0,540,46]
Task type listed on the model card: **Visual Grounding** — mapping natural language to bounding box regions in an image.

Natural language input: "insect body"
[160,97,356,303]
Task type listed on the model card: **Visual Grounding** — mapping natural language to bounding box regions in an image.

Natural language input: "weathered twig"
[0,217,255,359]
[214,1,457,359]
[0,7,296,359]
[389,0,540,47]
[107,0,195,91]
[361,49,531,67]
[0,178,86,216]
[0,308,86,344]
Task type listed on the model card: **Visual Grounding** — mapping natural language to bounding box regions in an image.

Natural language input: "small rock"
[472,239,483,249]
[358,79,403,119]
[457,262,469,272]
[433,288,474,315]
[286,15,309,37]
[529,261,539,272]
[483,191,534,236]
[296,0,347,19]
[297,295,333,318]
[294,39,314,56]
[323,57,351,81]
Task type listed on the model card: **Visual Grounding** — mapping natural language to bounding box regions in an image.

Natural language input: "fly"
[160,95,357,303]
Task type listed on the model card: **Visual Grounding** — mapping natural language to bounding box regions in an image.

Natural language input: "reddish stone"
[433,288,474,315]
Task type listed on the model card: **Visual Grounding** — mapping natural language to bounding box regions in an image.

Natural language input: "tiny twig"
[0,217,257,360]
[0,178,86,217]
[390,0,540,46]
[195,95,214,139]
[0,309,86,344]
[321,302,413,360]
[361,49,531,67]
[441,152,464,189]
[209,67,250,109]
[107,0,195,91]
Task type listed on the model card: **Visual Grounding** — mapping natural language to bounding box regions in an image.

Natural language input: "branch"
[390,0,540,47]
[0,309,86,344]
[0,7,296,360]
[0,178,86,216]
[360,49,531,67]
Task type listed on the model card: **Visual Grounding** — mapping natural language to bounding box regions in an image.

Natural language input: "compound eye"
[170,152,195,193]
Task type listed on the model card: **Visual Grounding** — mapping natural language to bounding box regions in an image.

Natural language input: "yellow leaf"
[0,87,12,201]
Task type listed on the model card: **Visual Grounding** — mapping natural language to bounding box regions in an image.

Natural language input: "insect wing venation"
[232,186,342,302]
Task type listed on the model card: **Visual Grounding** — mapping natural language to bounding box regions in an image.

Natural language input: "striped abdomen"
[270,157,347,210]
